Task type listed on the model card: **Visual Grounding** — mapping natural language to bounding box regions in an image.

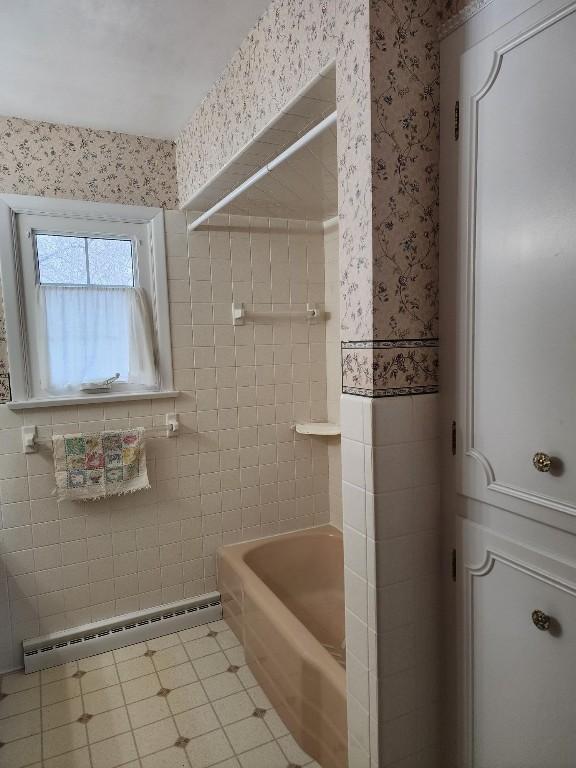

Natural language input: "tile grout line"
[112,646,150,768]
[188,629,238,764]
[148,632,195,768]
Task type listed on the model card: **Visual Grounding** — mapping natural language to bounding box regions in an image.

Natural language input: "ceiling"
[222,122,338,221]
[0,0,272,139]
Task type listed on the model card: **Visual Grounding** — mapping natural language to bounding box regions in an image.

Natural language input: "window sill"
[7,390,180,410]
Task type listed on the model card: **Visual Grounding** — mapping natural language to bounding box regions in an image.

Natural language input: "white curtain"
[36,285,157,393]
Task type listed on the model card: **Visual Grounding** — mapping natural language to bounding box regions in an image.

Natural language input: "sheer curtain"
[36,285,157,393]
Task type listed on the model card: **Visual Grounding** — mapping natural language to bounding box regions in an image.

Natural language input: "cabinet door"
[462,521,576,768]
[455,0,576,528]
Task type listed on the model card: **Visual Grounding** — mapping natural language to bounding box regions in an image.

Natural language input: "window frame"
[0,194,177,409]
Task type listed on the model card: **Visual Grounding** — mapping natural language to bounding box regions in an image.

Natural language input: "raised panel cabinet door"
[462,522,576,768]
[457,0,576,524]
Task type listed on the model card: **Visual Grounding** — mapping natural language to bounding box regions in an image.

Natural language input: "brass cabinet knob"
[533,452,552,473]
[532,609,552,631]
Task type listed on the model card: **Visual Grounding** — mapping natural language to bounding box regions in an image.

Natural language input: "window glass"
[36,234,87,284]
[36,234,134,287]
[88,238,134,286]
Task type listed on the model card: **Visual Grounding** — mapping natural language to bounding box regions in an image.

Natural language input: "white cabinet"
[461,521,576,768]
[440,0,576,764]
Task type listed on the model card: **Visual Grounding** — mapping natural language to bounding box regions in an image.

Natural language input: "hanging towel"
[53,428,150,501]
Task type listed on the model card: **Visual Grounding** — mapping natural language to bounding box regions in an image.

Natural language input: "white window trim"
[0,194,178,409]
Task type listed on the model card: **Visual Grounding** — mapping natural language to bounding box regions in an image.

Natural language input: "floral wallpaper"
[336,0,373,341]
[176,0,337,206]
[0,116,178,209]
[176,0,444,397]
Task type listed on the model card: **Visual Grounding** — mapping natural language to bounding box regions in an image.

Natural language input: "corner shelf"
[294,422,341,437]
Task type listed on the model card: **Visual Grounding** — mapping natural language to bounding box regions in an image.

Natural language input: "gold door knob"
[533,452,552,473]
[531,609,552,631]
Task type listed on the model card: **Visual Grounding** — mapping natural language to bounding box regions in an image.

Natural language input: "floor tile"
[278,733,313,765]
[43,676,82,705]
[117,655,155,682]
[192,651,230,680]
[43,720,88,758]
[184,636,220,660]
[224,716,273,753]
[237,741,287,768]
[128,694,171,728]
[0,734,41,768]
[1,670,39,694]
[87,705,131,743]
[141,745,190,768]
[41,660,79,684]
[0,686,40,717]
[80,651,115,672]
[113,642,148,663]
[175,702,220,738]
[158,661,198,690]
[224,646,246,668]
[178,625,210,643]
[212,691,255,726]
[42,696,84,730]
[262,708,289,738]
[167,681,208,715]
[153,643,188,671]
[202,671,244,702]
[90,731,138,768]
[43,746,91,768]
[0,708,41,742]
[134,714,179,756]
[83,684,125,715]
[121,672,161,704]
[3,618,315,768]
[80,665,119,694]
[216,630,240,651]
[236,666,257,689]
[147,632,182,651]
[208,620,230,633]
[186,728,234,768]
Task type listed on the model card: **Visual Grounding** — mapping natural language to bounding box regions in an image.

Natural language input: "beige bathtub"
[217,525,347,768]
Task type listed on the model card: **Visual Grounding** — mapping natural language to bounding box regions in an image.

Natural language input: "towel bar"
[21,412,180,453]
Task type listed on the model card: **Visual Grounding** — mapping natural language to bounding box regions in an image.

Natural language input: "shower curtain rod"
[186,110,337,231]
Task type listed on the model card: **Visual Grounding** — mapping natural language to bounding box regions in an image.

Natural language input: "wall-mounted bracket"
[22,425,38,453]
[165,413,179,436]
[232,302,246,326]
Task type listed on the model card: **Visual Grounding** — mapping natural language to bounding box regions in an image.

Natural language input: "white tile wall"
[0,211,331,671]
[341,393,440,768]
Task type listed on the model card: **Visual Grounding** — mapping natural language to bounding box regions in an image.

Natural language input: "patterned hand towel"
[53,428,150,501]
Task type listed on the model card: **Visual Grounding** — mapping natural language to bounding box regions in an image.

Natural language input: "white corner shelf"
[294,422,341,437]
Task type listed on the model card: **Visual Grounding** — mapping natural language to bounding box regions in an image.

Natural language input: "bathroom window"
[0,195,175,408]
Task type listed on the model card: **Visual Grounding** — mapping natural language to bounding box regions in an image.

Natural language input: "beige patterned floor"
[0,619,319,768]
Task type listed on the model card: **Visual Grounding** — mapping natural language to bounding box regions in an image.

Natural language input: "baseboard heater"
[22,591,222,674]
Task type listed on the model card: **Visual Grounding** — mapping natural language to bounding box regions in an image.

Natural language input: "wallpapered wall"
[176,0,337,206]
[0,116,178,209]
[340,0,440,396]
[176,0,440,397]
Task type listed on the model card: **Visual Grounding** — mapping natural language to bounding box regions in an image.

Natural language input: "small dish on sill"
[293,422,341,437]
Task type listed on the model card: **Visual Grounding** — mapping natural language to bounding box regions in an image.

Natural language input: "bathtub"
[217,525,347,768]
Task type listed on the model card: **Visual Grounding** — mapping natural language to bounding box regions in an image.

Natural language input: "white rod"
[187,110,337,231]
